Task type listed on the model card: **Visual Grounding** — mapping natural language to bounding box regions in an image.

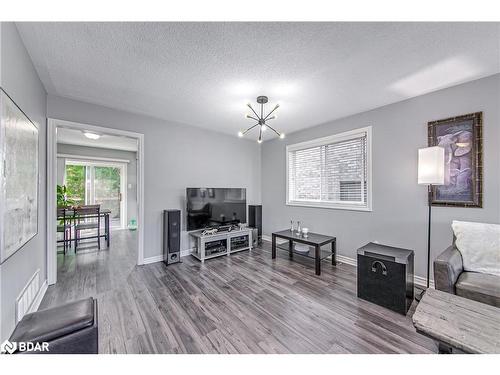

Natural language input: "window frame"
[285,126,373,211]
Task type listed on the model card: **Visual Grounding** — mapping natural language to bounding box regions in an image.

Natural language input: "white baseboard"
[142,249,192,265]
[29,280,48,314]
[336,254,357,267]
[262,234,288,244]
[142,255,164,264]
[261,238,434,289]
[262,234,272,242]
[415,275,435,289]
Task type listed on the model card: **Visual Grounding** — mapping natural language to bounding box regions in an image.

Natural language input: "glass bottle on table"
[296,221,301,236]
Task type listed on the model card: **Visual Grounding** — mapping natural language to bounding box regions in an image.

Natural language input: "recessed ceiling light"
[83,132,101,140]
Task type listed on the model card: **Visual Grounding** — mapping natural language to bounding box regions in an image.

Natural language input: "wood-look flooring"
[41,230,436,354]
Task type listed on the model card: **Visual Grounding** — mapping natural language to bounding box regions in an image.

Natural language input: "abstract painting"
[0,88,39,263]
[427,112,482,207]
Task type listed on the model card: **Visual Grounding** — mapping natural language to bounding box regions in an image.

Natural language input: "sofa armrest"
[433,245,464,294]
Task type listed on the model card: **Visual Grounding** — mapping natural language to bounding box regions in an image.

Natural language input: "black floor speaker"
[248,205,262,245]
[163,209,181,265]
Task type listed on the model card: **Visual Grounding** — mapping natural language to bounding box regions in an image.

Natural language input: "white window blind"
[286,127,372,211]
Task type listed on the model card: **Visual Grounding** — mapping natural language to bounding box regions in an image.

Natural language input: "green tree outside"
[64,164,121,219]
[65,164,86,205]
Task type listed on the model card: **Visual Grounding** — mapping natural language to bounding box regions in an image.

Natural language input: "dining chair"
[74,205,101,251]
[57,207,72,254]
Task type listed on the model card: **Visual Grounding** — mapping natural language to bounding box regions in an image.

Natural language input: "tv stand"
[189,228,252,263]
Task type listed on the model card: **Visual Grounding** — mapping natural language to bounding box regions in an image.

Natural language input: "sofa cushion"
[10,298,95,343]
[455,272,500,307]
[452,220,500,277]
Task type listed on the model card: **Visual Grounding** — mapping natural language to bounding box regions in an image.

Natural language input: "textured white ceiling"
[17,22,500,140]
[57,127,138,151]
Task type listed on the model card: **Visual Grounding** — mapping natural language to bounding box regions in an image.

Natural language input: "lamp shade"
[418,146,445,185]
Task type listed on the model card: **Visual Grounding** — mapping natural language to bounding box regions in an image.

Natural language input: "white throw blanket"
[451,220,500,277]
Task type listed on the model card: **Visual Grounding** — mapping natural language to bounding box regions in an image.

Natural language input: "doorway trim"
[47,118,145,285]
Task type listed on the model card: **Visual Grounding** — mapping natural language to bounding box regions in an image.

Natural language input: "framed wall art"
[0,88,39,263]
[427,112,482,207]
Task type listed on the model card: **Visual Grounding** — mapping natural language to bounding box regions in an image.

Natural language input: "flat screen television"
[186,188,246,231]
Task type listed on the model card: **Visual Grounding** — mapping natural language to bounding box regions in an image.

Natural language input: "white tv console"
[189,228,253,262]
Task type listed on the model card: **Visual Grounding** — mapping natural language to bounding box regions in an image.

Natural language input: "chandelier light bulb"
[245,114,252,119]
[280,133,285,139]
[238,131,244,137]
[257,138,262,144]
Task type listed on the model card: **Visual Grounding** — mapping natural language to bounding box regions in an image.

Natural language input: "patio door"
[65,160,127,229]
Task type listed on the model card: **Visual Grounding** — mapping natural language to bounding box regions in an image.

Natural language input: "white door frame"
[47,118,145,285]
[64,158,128,229]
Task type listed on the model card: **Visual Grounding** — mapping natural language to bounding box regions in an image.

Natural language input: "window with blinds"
[286,127,372,211]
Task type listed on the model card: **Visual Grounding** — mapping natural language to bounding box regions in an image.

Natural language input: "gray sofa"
[434,244,500,307]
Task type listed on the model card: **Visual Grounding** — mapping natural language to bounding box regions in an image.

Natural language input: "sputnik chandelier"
[238,96,284,143]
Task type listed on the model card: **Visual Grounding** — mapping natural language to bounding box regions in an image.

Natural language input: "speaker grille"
[164,209,181,264]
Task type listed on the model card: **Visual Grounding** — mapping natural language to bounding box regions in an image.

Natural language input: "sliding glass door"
[94,166,122,225]
[65,160,126,228]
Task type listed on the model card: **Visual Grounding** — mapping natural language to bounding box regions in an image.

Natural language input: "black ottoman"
[357,242,414,315]
[10,297,98,354]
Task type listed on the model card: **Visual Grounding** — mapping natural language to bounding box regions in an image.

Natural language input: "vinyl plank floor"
[40,230,436,354]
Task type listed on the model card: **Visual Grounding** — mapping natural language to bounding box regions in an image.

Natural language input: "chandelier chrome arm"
[246,114,259,122]
[242,122,259,135]
[264,104,279,120]
[264,123,281,137]
[246,103,260,119]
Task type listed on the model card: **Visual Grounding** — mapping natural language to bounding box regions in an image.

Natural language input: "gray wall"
[56,144,138,225]
[47,95,262,258]
[261,74,500,280]
[0,23,47,341]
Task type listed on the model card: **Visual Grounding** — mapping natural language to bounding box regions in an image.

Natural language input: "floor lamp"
[417,146,445,299]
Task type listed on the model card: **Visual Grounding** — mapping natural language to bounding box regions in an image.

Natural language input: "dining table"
[57,208,111,248]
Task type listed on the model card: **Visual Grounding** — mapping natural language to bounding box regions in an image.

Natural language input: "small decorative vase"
[296,221,301,235]
[290,220,294,232]
[302,227,309,238]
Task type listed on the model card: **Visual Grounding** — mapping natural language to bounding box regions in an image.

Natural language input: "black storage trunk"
[357,242,414,315]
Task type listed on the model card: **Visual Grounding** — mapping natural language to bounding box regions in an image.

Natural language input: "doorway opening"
[47,119,145,285]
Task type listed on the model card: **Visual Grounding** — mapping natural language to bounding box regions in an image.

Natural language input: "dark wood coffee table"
[272,230,336,275]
